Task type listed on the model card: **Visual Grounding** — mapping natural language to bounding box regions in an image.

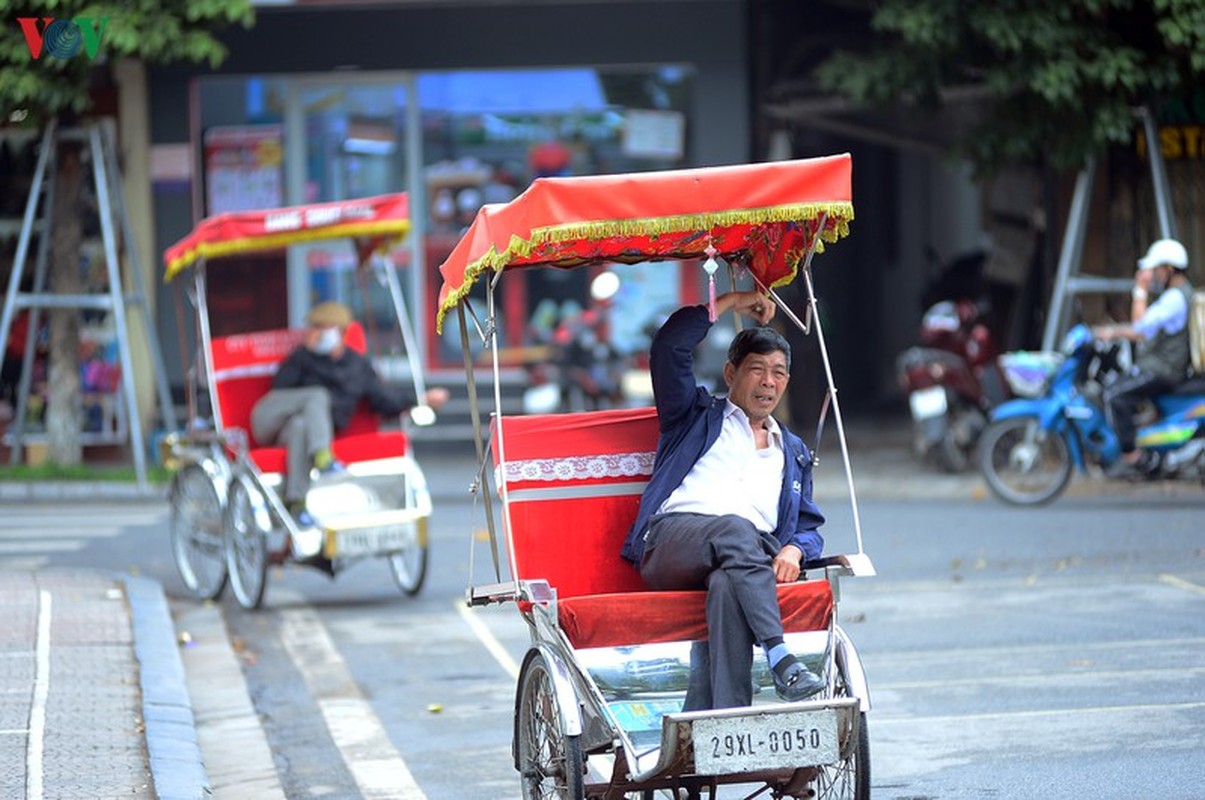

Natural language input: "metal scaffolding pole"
[0,119,175,487]
[1040,107,1179,352]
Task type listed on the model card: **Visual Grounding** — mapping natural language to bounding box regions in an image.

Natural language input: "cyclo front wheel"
[169,465,228,601]
[516,651,585,800]
[812,670,870,800]
[979,416,1073,506]
[224,477,269,610]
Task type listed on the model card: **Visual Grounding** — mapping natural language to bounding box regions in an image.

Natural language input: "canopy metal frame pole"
[749,216,868,560]
[375,254,429,403]
[484,272,522,592]
[459,302,502,585]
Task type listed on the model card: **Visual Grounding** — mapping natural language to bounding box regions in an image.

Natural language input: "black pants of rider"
[639,512,785,710]
[1105,369,1174,452]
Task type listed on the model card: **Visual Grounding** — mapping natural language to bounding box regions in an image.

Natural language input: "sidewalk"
[0,571,206,799]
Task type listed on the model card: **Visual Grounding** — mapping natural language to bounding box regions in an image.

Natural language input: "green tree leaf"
[812,0,1205,175]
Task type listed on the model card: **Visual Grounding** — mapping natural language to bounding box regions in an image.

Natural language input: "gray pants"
[640,512,783,709]
[250,386,333,504]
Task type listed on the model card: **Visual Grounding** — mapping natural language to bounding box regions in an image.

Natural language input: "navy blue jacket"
[620,305,825,564]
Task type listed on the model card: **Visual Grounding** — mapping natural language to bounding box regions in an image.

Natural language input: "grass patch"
[0,462,172,484]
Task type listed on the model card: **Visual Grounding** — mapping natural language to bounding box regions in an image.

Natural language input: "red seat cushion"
[247,430,408,473]
[559,581,834,650]
[494,407,834,650]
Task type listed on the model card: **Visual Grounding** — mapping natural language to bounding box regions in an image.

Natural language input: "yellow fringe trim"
[164,220,411,282]
[535,202,850,244]
[436,202,853,332]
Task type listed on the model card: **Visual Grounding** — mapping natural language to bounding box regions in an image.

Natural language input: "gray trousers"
[249,386,334,504]
[640,512,784,709]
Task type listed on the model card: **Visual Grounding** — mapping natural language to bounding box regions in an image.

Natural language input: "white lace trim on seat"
[498,451,655,484]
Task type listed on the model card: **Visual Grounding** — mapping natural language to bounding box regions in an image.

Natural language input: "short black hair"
[727,326,791,372]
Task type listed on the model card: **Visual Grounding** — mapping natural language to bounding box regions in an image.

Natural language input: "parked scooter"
[979,324,1205,505]
[897,297,1009,472]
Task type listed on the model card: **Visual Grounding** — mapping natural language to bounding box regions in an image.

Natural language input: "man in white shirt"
[621,291,826,709]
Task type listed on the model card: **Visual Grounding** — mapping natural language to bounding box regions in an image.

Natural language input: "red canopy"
[436,155,853,332]
[164,193,411,281]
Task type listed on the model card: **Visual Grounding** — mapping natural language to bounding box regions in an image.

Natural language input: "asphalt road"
[6,471,1204,799]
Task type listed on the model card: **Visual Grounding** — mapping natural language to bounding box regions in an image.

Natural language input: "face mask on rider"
[1147,271,1168,296]
[310,327,342,355]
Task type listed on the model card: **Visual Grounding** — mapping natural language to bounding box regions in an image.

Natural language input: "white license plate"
[328,524,414,558]
[692,708,839,775]
[908,385,948,420]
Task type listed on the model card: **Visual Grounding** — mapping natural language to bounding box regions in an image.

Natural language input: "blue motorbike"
[979,324,1205,505]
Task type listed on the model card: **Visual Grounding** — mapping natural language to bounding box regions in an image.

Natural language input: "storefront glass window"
[420,65,695,368]
[194,65,695,371]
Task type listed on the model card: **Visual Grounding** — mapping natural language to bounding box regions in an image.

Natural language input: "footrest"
[635,697,858,783]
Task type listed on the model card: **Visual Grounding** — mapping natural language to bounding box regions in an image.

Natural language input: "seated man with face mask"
[250,301,448,525]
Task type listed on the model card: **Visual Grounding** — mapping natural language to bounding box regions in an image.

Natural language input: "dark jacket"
[620,305,825,564]
[272,346,416,432]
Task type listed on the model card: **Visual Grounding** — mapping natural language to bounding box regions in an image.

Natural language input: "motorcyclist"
[1093,238,1194,475]
[552,272,624,411]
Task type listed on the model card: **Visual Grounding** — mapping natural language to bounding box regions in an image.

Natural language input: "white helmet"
[1137,238,1189,271]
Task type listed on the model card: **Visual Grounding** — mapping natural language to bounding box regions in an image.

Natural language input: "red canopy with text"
[164,193,411,281]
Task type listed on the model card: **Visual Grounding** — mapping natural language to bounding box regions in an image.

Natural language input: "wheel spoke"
[225,482,268,609]
[518,659,583,799]
[388,521,427,596]
[171,468,227,600]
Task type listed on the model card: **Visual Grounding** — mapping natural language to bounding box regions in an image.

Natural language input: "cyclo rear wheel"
[516,651,585,800]
[169,465,228,600]
[387,518,429,596]
[224,478,269,610]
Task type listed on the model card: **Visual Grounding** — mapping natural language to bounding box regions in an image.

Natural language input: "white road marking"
[863,635,1205,663]
[0,541,86,554]
[0,514,136,558]
[874,665,1205,691]
[279,605,427,800]
[1160,573,1205,595]
[0,528,125,538]
[26,590,51,800]
[873,699,1205,725]
[0,557,50,571]
[456,600,521,679]
[0,509,165,524]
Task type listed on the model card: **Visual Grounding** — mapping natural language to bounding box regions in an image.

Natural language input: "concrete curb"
[174,601,287,799]
[121,574,211,800]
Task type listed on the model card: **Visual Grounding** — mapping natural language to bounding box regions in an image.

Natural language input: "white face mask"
[310,327,342,355]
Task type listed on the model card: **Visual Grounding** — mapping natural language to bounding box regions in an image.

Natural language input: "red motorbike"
[897,298,1009,472]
